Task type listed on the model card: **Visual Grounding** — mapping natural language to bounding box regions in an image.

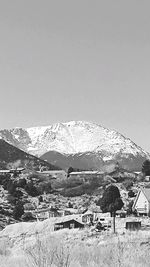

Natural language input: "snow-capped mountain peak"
[0,121,149,169]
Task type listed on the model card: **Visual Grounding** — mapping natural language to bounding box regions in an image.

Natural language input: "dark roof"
[55,219,84,226]
[54,215,83,225]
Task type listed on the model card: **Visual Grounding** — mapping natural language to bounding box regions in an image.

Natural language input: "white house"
[132,188,150,216]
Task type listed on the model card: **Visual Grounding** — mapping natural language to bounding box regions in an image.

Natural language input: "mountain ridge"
[0,139,60,170]
[0,121,149,171]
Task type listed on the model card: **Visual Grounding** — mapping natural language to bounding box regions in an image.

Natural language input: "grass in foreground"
[1,230,150,267]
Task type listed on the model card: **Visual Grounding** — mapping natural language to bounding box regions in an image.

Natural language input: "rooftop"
[142,188,150,202]
[70,171,104,175]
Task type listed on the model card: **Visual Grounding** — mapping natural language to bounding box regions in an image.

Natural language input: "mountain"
[0,139,59,170]
[41,150,148,172]
[0,121,149,171]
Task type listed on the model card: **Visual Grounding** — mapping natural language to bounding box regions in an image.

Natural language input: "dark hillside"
[0,139,60,170]
[41,150,146,171]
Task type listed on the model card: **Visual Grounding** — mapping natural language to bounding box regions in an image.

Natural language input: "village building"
[24,206,61,221]
[54,218,84,231]
[0,168,25,175]
[81,210,94,224]
[132,187,150,216]
[53,215,84,230]
[58,208,79,217]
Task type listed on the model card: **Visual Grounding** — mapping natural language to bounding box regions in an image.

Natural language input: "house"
[58,208,78,217]
[132,187,150,216]
[24,206,60,221]
[54,218,84,231]
[0,168,25,175]
[81,210,94,224]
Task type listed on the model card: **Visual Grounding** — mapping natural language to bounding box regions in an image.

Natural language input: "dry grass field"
[1,225,150,267]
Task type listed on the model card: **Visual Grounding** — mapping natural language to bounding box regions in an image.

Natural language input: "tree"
[67,167,74,177]
[25,182,39,197]
[128,190,135,198]
[13,201,24,220]
[13,189,23,200]
[38,181,52,194]
[142,160,150,176]
[68,201,73,208]
[21,212,36,222]
[7,180,17,195]
[100,185,124,233]
[126,200,134,215]
[39,195,43,202]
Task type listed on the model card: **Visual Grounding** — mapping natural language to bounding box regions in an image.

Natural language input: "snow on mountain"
[0,121,149,168]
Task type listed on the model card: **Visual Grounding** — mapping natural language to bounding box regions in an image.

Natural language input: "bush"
[126,200,134,215]
[17,178,27,188]
[128,190,135,198]
[38,195,43,202]
[21,212,36,222]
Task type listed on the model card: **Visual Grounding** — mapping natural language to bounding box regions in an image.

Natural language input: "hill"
[41,150,148,171]
[0,139,59,170]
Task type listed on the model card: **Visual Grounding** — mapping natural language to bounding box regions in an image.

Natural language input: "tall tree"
[142,160,150,176]
[100,185,124,233]
[67,167,74,177]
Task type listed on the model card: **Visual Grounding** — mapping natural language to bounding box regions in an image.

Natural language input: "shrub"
[25,235,72,267]
[21,212,36,222]
[126,200,134,215]
[128,190,135,198]
[38,196,43,202]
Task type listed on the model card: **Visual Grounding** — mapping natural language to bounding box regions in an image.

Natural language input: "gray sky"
[0,0,150,151]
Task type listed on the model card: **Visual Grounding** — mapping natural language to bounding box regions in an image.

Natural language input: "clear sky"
[0,1,150,151]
